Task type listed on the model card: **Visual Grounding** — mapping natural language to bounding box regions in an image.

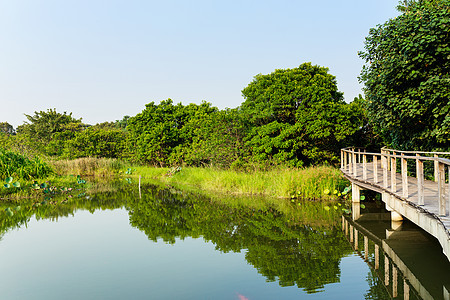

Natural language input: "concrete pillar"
[391,220,403,230]
[391,210,403,222]
[383,193,403,222]
[352,183,360,203]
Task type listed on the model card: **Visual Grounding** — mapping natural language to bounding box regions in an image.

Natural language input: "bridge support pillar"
[383,192,403,222]
[352,183,360,203]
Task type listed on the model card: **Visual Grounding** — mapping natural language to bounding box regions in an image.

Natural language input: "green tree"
[241,63,363,166]
[184,108,250,168]
[0,122,15,135]
[62,126,128,159]
[127,99,217,166]
[17,109,83,143]
[359,0,450,150]
[115,115,130,129]
[128,185,353,292]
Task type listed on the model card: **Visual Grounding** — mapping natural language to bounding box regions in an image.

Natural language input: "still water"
[0,184,448,299]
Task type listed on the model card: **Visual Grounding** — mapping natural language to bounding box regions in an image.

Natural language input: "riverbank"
[134,165,348,200]
[1,154,349,202]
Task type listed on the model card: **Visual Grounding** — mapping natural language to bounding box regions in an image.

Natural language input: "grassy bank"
[1,150,348,202]
[134,165,348,200]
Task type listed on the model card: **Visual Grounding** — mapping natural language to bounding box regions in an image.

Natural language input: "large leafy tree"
[16,109,83,144]
[62,126,128,159]
[184,108,250,168]
[359,0,450,150]
[0,122,15,135]
[127,99,217,166]
[241,63,363,167]
[128,185,352,292]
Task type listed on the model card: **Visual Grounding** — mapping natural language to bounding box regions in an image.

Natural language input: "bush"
[0,149,53,179]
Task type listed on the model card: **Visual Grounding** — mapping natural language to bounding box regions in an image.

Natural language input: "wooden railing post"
[375,244,379,270]
[348,151,352,174]
[434,154,439,182]
[383,153,388,189]
[416,154,424,206]
[381,149,386,170]
[358,148,361,164]
[401,153,408,198]
[343,150,348,171]
[393,266,398,298]
[385,257,389,286]
[373,155,378,183]
[364,235,368,261]
[404,279,410,300]
[438,161,446,216]
[353,149,357,177]
[391,154,397,193]
[341,150,344,169]
[363,153,367,180]
[387,150,391,171]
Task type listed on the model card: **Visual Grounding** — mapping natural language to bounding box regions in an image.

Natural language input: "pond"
[0,183,448,299]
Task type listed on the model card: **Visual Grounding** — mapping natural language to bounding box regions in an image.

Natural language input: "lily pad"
[12,182,20,188]
[5,177,13,184]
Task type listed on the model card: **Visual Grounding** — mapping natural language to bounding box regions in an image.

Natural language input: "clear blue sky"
[0,0,400,128]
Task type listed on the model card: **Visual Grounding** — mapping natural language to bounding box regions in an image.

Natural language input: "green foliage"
[0,149,53,179]
[17,108,83,144]
[127,99,218,166]
[184,108,250,168]
[0,122,15,135]
[241,63,364,167]
[128,185,352,292]
[359,0,450,150]
[62,126,128,159]
[140,165,347,200]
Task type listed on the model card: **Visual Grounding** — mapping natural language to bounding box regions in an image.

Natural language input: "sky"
[0,0,400,128]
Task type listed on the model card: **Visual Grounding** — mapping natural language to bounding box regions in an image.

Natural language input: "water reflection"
[128,185,352,293]
[3,183,441,298]
[343,208,450,300]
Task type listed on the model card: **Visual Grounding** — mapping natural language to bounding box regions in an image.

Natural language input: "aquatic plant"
[0,149,52,179]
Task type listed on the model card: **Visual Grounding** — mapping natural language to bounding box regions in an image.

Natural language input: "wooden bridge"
[340,147,450,262]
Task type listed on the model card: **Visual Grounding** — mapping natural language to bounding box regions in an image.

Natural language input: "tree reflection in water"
[128,184,353,293]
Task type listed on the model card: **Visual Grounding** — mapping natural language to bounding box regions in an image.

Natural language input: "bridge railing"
[341,147,450,216]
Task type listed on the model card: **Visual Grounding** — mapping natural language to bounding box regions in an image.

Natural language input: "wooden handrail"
[341,147,450,217]
[381,147,450,156]
[341,148,450,165]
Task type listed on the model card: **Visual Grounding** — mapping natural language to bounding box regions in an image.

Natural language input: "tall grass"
[49,157,125,176]
[0,149,53,179]
[137,165,347,200]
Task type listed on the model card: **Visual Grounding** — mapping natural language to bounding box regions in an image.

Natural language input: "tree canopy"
[359,0,450,150]
[16,109,83,143]
[241,63,364,166]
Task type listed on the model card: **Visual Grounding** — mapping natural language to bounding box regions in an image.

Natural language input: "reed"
[49,157,125,176]
[137,165,346,200]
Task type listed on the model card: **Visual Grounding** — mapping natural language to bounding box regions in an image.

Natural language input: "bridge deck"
[341,162,450,231]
